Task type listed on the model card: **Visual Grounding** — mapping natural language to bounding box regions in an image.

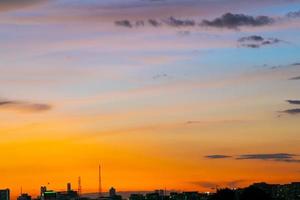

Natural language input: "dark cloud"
[133,18,193,28]
[238,35,264,42]
[201,13,274,29]
[280,109,300,115]
[205,155,232,159]
[269,62,300,70]
[236,153,300,163]
[115,17,195,28]
[148,19,161,27]
[115,12,277,30]
[115,20,133,28]
[286,100,300,105]
[261,38,281,45]
[291,63,300,66]
[204,153,300,163]
[164,17,196,27]
[0,99,52,113]
[238,35,283,48]
[289,76,300,80]
[286,10,300,18]
[135,20,145,27]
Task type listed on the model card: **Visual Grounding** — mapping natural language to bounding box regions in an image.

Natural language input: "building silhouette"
[40,184,78,200]
[109,188,116,197]
[17,193,32,200]
[1,181,300,200]
[0,189,10,200]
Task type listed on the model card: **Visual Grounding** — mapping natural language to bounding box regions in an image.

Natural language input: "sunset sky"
[0,0,300,198]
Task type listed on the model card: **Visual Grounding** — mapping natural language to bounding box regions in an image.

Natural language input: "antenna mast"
[99,164,102,198]
[78,176,82,196]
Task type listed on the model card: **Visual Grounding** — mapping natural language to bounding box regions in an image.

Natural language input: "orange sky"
[0,0,300,199]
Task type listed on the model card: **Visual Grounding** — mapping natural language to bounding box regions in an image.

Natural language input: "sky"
[0,0,300,198]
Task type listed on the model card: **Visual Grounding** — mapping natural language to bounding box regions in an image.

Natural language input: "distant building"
[42,191,57,200]
[0,189,10,200]
[105,187,121,200]
[129,194,145,200]
[57,190,78,200]
[154,191,164,197]
[67,183,72,192]
[17,193,31,200]
[146,192,160,200]
[250,182,300,200]
[109,188,116,197]
[145,191,170,200]
[182,192,201,200]
[40,183,79,200]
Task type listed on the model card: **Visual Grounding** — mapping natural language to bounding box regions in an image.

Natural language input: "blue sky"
[0,0,300,197]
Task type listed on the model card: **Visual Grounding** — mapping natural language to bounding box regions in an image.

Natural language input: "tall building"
[0,189,10,200]
[67,183,72,192]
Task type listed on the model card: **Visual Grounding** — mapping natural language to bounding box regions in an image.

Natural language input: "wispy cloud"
[204,153,300,163]
[291,63,300,66]
[0,99,52,113]
[115,20,133,28]
[115,16,196,28]
[238,35,283,48]
[286,100,300,105]
[236,153,300,163]
[148,19,161,27]
[280,109,300,115]
[205,155,232,159]
[186,120,248,125]
[114,13,276,30]
[163,17,196,27]
[286,10,300,18]
[289,76,300,80]
[152,73,168,80]
[200,13,274,29]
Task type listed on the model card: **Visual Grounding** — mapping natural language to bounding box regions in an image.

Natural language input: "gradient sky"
[1,0,300,198]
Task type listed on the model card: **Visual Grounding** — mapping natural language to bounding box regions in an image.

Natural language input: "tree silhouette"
[209,188,236,200]
[240,186,271,200]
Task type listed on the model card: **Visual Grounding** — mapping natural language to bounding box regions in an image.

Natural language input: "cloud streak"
[280,109,300,115]
[286,100,300,105]
[200,13,274,29]
[204,153,300,163]
[289,76,300,80]
[286,10,300,18]
[114,13,276,30]
[236,153,300,163]
[0,99,52,113]
[238,35,283,48]
[205,155,232,159]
